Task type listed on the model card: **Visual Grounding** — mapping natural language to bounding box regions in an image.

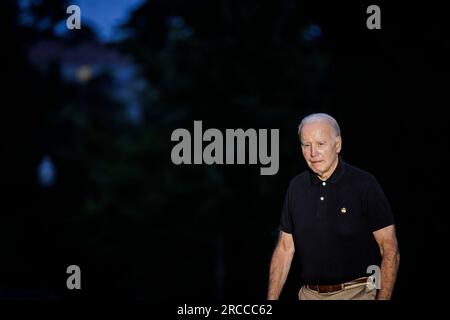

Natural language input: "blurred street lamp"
[76,65,92,83]
[37,155,56,187]
[303,23,322,42]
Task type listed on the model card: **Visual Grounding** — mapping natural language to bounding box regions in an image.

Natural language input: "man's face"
[300,121,342,179]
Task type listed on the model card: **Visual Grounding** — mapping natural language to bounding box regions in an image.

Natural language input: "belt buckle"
[366,275,376,290]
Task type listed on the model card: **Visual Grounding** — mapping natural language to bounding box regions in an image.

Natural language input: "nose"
[310,145,318,158]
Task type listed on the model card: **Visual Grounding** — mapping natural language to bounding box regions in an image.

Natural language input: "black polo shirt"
[280,158,394,285]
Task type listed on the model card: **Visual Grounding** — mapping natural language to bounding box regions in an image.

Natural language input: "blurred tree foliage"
[1,0,140,298]
[2,0,70,298]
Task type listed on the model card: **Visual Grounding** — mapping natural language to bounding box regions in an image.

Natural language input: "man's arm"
[372,224,400,300]
[267,231,295,300]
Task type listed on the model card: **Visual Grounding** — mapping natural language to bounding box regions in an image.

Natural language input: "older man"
[267,113,400,300]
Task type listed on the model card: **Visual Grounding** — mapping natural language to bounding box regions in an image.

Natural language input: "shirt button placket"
[320,181,326,201]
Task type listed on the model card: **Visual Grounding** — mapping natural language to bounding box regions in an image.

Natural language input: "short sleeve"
[365,178,395,232]
[279,184,293,234]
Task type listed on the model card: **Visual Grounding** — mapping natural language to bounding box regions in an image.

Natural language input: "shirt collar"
[309,156,345,185]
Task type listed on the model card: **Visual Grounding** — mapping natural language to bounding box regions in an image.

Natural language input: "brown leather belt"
[306,277,368,293]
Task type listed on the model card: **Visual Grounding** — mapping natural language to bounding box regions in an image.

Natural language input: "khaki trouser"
[298,283,376,300]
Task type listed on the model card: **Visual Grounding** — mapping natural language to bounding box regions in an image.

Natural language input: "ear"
[335,135,342,153]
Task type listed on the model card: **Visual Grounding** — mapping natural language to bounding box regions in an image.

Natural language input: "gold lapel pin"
[340,207,347,214]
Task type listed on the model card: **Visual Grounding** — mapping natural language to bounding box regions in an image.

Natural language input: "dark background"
[1,0,448,301]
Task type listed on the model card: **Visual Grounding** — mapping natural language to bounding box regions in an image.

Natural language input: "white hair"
[297,113,341,137]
